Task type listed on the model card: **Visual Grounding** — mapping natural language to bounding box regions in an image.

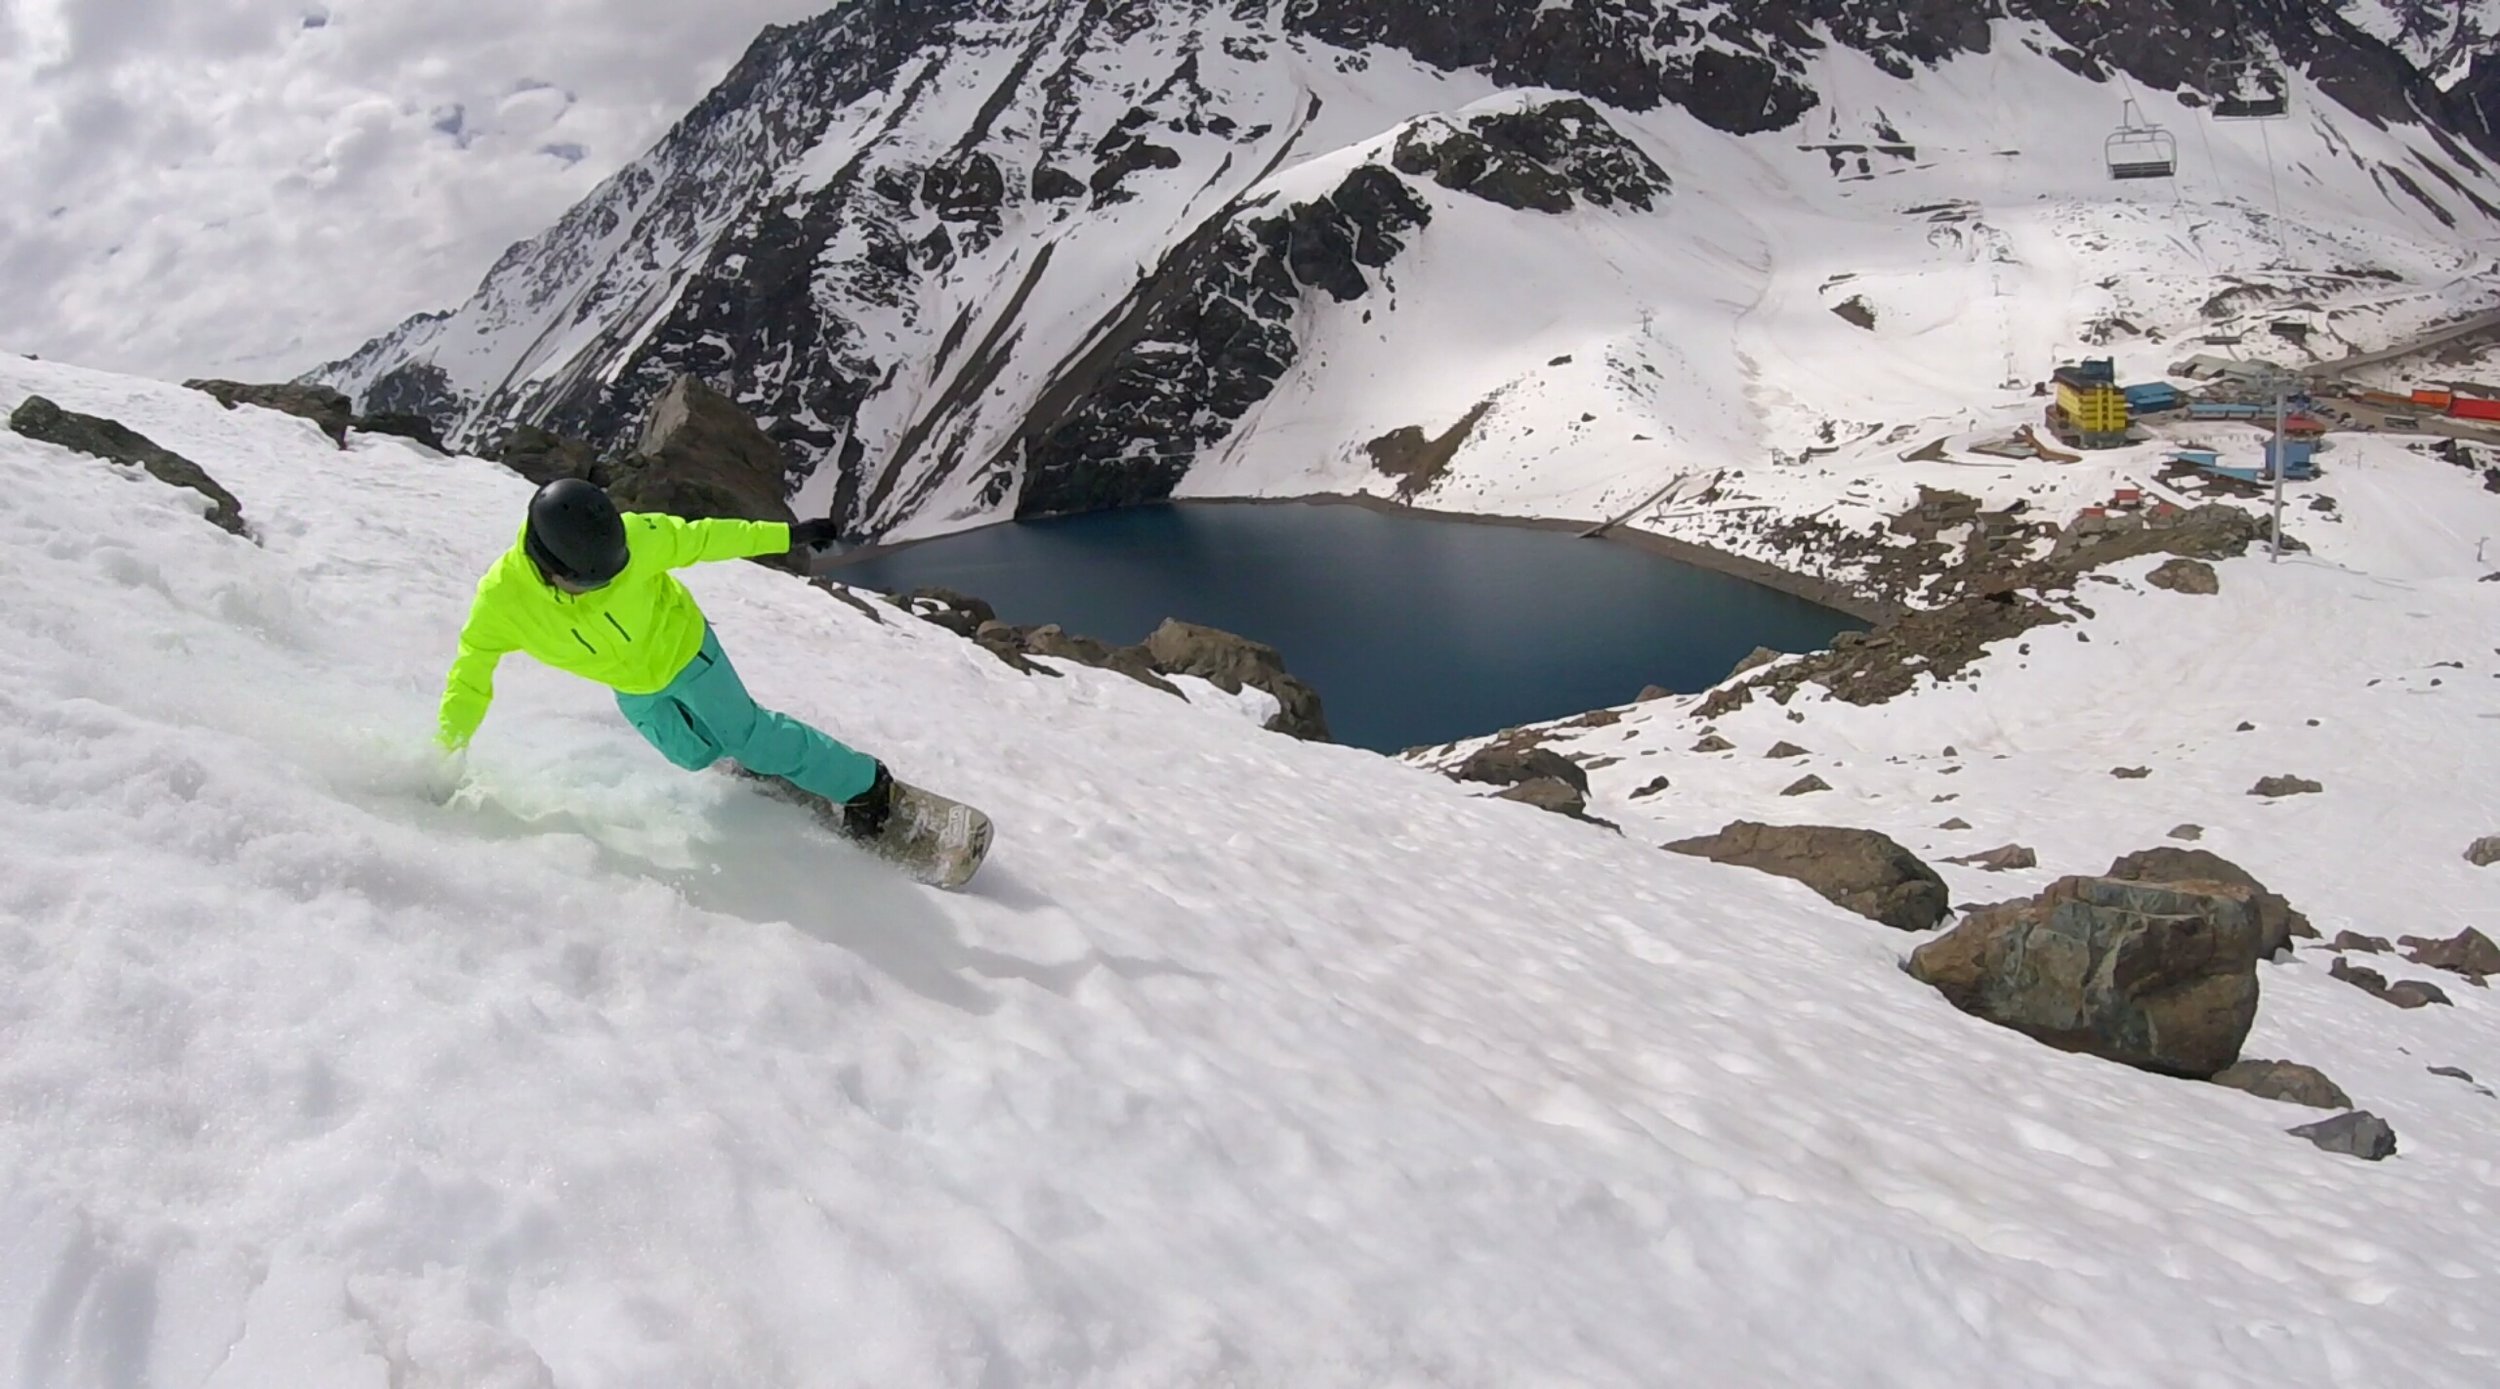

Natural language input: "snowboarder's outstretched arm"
[631,513,795,569]
[437,597,516,751]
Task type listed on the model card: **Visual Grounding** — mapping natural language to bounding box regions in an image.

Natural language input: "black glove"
[790,518,846,551]
[840,763,895,841]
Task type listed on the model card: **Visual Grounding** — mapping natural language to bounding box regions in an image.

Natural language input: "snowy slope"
[312,5,2500,547]
[9,358,2500,1385]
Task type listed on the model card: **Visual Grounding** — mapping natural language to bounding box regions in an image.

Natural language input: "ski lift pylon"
[2105,99,2177,181]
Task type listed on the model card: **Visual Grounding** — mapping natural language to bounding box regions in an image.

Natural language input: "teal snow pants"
[615,626,880,805]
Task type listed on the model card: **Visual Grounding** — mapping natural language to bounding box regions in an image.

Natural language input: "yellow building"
[2051,361,2131,449]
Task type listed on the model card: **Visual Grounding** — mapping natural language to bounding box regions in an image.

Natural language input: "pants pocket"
[628,696,722,770]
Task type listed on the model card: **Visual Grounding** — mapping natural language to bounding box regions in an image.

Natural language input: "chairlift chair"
[2106,100,2177,180]
[2210,56,2289,120]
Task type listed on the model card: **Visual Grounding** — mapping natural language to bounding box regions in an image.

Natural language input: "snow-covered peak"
[309,2,2500,547]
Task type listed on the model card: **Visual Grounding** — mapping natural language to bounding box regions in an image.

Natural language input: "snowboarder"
[430,479,989,885]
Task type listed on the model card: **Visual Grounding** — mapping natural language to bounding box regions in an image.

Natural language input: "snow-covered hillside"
[9,353,2500,1384]
[312,2,2500,546]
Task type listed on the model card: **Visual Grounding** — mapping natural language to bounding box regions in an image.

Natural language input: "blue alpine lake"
[828,501,1867,754]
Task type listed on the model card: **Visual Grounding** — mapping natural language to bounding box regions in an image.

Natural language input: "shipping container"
[2412,389,2454,410]
[2451,396,2500,423]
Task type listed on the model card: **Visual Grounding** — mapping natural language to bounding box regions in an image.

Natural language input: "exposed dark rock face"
[610,376,799,530]
[1010,162,1435,519]
[1390,98,1670,213]
[1907,876,2264,1079]
[1455,744,1592,797]
[2249,775,2322,798]
[2399,927,2500,981]
[356,411,449,452]
[1663,821,1948,931]
[8,396,248,536]
[496,425,607,487]
[1947,844,2038,872]
[2146,557,2220,594]
[185,379,354,446]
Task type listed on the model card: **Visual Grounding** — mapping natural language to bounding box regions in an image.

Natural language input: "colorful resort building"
[2046,358,2131,449]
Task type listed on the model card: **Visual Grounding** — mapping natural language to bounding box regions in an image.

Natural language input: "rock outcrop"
[1906,876,2263,1079]
[185,379,354,446]
[2399,927,2500,982]
[1143,620,1331,742]
[610,376,799,531]
[1664,821,1948,932]
[8,396,248,536]
[2146,557,2221,595]
[2286,1111,2398,1161]
[496,425,607,488]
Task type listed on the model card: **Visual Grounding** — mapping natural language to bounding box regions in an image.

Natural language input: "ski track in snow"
[3,350,2498,1385]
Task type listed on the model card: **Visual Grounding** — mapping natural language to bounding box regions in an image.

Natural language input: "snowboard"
[866,779,995,890]
[737,767,993,890]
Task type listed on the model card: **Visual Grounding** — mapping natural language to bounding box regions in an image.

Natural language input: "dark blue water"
[831,502,1863,753]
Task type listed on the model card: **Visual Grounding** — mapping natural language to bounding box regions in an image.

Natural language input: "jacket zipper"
[605,614,632,643]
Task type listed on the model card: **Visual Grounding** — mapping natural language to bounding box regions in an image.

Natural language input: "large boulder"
[1906,876,2264,1078]
[2287,1111,2398,1161]
[9,395,248,536]
[2102,846,2315,958]
[610,376,798,530]
[355,410,448,453]
[1663,821,1948,932]
[2146,558,2221,595]
[1143,619,1330,741]
[185,379,353,446]
[496,424,606,487]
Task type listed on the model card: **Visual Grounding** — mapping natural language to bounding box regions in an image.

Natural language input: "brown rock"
[2384,979,2454,1008]
[1939,818,1972,831]
[1728,646,1783,680]
[2397,927,2500,980]
[2467,836,2500,867]
[1906,876,2264,1078]
[1947,844,2038,872]
[1765,741,1810,759]
[1780,774,1831,796]
[1693,735,1735,753]
[2331,931,2393,954]
[1455,744,1589,796]
[1636,684,1674,702]
[1664,821,1948,931]
[1496,777,1587,817]
[2210,1059,2353,1109]
[1145,619,1331,741]
[614,375,798,532]
[2167,824,2203,841]
[2249,775,2322,798]
[8,396,249,536]
[2287,1111,2398,1161]
[184,378,353,445]
[2111,766,2152,780]
[1630,776,1671,799]
[2146,557,2221,595]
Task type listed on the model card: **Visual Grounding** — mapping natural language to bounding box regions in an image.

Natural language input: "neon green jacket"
[437,513,792,749]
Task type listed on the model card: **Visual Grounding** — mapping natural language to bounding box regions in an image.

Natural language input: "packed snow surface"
[3,356,2497,1386]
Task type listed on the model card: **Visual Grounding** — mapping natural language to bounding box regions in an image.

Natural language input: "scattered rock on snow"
[2398,927,2500,981]
[2167,824,2204,841]
[1630,776,1671,799]
[2102,846,2317,957]
[2330,931,2393,954]
[1496,777,1588,817]
[2210,1059,2352,1110]
[1636,684,1673,702]
[2249,775,2323,798]
[2286,1111,2398,1161]
[1939,818,1973,830]
[1455,744,1590,797]
[2111,766,2152,779]
[2465,836,2500,867]
[2145,558,2221,595]
[1780,774,1831,796]
[1663,821,1949,932]
[1693,734,1735,753]
[1765,741,1810,759]
[1729,647,1784,680]
[2331,958,2454,1008]
[1946,844,2038,872]
[1906,875,2264,1078]
[7,395,249,536]
[2428,1065,2476,1082]
[355,410,448,452]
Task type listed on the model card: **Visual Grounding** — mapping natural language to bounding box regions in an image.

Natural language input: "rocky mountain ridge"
[313,0,2500,546]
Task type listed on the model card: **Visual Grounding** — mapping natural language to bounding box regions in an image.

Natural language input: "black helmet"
[524,479,628,587]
